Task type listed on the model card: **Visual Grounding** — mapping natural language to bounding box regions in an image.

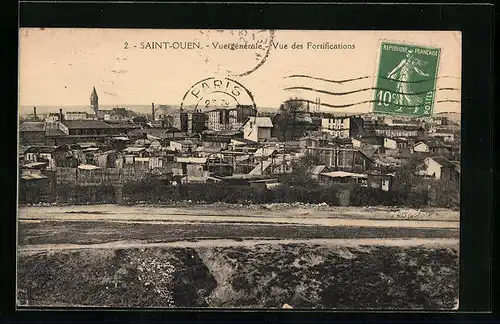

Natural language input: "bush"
[20,174,457,209]
[349,185,428,208]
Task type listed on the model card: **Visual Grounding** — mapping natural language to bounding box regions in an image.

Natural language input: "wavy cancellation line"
[284,86,461,97]
[285,74,461,85]
[289,98,461,109]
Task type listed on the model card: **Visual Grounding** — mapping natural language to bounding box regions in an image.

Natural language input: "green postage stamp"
[374,42,441,117]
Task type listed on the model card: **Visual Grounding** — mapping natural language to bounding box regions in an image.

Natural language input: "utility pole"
[282,141,286,174]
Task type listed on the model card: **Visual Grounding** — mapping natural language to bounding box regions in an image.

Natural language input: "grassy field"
[17,205,459,309]
[17,243,459,309]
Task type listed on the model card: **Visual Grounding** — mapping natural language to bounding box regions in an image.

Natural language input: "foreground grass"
[17,243,459,309]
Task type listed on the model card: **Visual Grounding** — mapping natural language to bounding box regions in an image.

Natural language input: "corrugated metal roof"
[320,171,367,178]
[123,147,146,153]
[82,147,100,152]
[21,173,48,180]
[23,162,48,168]
[78,164,101,170]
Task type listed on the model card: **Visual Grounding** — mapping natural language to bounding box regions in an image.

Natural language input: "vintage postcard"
[17,29,461,309]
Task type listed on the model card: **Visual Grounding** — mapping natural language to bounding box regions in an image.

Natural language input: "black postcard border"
[4,1,496,323]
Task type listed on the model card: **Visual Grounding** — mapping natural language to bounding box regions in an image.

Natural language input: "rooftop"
[123,146,146,153]
[429,156,455,168]
[320,171,368,178]
[24,146,56,154]
[203,136,232,143]
[62,120,111,129]
[243,116,273,128]
[308,165,329,175]
[21,173,49,180]
[20,122,45,132]
[22,162,48,169]
[78,164,101,170]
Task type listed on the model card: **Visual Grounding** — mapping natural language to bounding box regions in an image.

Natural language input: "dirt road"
[18,205,459,228]
[18,205,459,248]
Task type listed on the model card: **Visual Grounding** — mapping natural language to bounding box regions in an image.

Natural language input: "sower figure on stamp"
[387,49,429,113]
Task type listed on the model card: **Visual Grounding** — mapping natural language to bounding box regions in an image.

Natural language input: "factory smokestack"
[33,107,37,121]
[59,108,64,122]
[152,102,155,122]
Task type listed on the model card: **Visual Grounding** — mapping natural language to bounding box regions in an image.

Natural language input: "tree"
[133,116,148,126]
[391,155,427,205]
[282,151,321,188]
[429,177,460,209]
[274,98,311,141]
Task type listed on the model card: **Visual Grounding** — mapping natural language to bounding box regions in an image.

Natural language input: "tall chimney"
[33,107,37,121]
[59,108,64,122]
[152,102,155,122]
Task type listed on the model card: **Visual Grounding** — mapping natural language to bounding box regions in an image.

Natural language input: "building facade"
[321,115,364,138]
[242,117,273,142]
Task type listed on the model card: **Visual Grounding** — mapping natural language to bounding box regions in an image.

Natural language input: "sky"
[19,29,462,115]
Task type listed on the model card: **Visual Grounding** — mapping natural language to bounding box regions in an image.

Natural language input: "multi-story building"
[45,113,61,122]
[173,111,189,132]
[188,111,208,133]
[373,125,425,138]
[320,115,364,139]
[205,105,257,131]
[234,105,257,127]
[206,109,231,131]
[65,111,91,120]
[242,117,273,142]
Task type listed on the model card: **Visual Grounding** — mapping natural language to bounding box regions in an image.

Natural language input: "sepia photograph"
[17,29,461,309]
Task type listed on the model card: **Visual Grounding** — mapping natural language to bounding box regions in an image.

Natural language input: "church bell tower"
[90,86,99,114]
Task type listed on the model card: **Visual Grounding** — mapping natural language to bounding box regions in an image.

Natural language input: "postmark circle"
[181,77,257,112]
[195,29,275,77]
